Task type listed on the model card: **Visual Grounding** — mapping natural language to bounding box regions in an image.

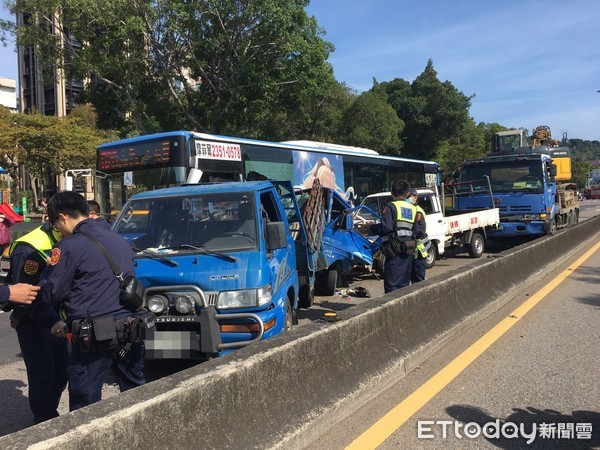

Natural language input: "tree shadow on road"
[446,404,600,449]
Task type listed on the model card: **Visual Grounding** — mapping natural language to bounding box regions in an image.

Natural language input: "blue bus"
[96,131,440,213]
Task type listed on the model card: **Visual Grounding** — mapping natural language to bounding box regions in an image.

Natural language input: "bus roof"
[98,130,438,166]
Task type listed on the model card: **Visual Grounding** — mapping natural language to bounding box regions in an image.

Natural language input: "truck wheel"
[423,244,437,269]
[298,279,315,308]
[549,219,557,235]
[567,211,573,227]
[467,232,485,258]
[322,269,338,296]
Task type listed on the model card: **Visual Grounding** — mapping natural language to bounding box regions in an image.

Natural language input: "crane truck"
[456,125,579,237]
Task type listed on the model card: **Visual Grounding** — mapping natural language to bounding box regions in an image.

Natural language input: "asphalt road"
[312,235,600,449]
[0,199,598,435]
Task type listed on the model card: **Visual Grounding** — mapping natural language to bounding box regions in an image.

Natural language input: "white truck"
[355,180,500,268]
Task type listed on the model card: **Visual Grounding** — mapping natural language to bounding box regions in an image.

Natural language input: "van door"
[419,192,445,256]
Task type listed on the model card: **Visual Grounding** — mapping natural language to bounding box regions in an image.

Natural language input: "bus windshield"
[114,192,258,253]
[460,161,545,194]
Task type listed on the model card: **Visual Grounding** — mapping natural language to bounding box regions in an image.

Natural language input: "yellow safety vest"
[9,226,58,261]
[390,200,416,239]
[414,205,430,258]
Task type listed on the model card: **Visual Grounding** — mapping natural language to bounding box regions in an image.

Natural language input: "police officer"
[87,200,111,229]
[365,180,424,293]
[6,222,68,423]
[40,191,145,411]
[408,189,431,283]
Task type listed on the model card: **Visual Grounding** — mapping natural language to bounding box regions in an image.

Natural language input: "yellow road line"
[347,240,600,450]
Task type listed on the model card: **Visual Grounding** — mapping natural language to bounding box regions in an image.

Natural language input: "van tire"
[423,243,437,269]
[284,298,293,332]
[467,232,485,258]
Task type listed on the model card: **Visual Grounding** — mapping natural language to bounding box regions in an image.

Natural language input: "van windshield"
[114,192,258,252]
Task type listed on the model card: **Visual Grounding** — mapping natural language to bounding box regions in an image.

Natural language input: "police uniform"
[7,223,68,424]
[411,203,430,283]
[40,218,145,411]
[0,284,11,306]
[370,199,422,293]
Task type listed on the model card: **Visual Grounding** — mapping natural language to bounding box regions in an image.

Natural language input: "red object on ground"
[0,202,25,222]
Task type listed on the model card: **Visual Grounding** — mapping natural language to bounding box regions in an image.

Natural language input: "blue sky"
[2,1,599,140]
[305,0,600,141]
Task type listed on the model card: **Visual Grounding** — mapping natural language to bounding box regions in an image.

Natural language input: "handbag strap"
[78,231,124,282]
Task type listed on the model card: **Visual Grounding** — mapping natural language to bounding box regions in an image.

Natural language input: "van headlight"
[174,294,196,314]
[147,295,169,314]
[217,286,272,309]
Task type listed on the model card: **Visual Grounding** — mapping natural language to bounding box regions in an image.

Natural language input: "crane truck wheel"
[423,243,438,269]
[467,232,485,258]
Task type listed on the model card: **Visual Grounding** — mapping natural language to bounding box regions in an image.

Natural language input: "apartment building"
[17,12,84,116]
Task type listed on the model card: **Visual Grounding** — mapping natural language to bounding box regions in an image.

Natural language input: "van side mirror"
[548,164,557,177]
[266,222,287,250]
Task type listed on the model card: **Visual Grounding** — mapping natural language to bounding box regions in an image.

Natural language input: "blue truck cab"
[457,149,576,237]
[113,181,313,359]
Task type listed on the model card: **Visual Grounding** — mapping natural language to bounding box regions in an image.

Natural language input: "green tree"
[339,91,404,154]
[436,119,485,177]
[0,106,116,203]
[571,158,594,190]
[7,0,335,139]
[378,60,473,161]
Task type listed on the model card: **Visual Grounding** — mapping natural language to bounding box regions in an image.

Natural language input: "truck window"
[115,193,259,251]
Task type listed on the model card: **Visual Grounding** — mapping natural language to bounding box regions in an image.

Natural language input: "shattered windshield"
[114,192,258,253]
[460,161,544,194]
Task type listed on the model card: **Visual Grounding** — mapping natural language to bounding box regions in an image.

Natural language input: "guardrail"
[2,215,599,449]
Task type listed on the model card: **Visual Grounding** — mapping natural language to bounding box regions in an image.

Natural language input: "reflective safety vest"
[9,226,58,261]
[414,205,430,258]
[389,200,416,240]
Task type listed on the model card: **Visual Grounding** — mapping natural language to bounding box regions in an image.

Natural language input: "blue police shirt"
[40,218,135,324]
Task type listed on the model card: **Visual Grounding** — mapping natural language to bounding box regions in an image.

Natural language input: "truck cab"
[113,181,308,360]
[457,149,577,236]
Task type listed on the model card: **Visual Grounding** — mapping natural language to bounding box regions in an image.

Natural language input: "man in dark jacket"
[87,200,111,230]
[40,191,145,411]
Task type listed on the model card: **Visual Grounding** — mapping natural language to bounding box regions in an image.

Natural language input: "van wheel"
[423,244,437,269]
[467,232,485,258]
[284,298,294,332]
